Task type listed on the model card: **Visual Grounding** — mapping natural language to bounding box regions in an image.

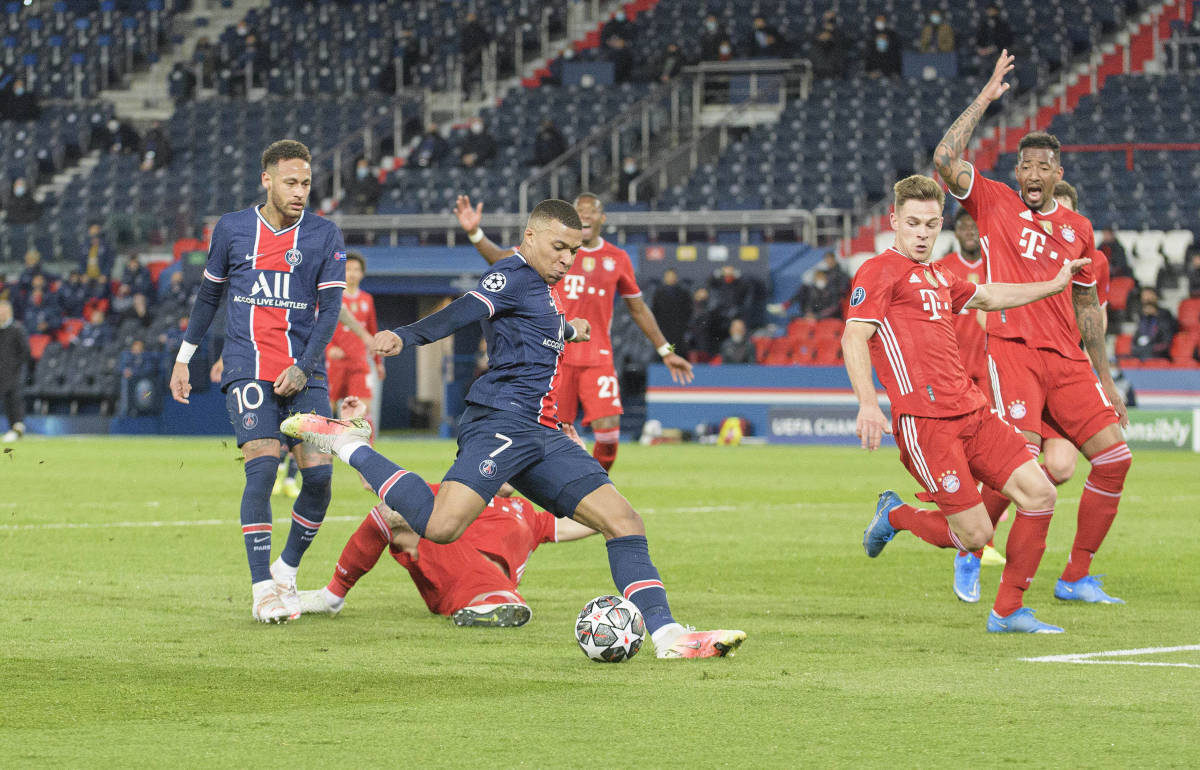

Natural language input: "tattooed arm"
[1073,283,1129,428]
[933,51,1014,196]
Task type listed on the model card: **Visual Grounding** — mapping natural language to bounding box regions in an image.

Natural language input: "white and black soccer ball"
[575,595,645,663]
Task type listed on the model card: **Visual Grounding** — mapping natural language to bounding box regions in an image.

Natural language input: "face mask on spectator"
[930,14,942,24]
[14,86,24,96]
[876,36,889,51]
[705,20,717,32]
[13,183,26,196]
[470,122,484,134]
[356,166,369,179]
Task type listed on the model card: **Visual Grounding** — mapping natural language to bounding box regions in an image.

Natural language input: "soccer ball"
[575,595,645,663]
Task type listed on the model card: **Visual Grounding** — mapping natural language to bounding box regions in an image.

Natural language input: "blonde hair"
[893,175,945,211]
[1053,180,1078,211]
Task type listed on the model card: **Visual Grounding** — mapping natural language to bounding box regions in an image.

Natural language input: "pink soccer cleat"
[657,628,747,659]
[280,413,372,455]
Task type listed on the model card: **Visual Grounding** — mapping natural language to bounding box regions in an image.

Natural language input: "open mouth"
[1025,185,1044,204]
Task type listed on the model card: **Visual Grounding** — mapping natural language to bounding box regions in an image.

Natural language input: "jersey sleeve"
[942,267,979,314]
[533,510,559,544]
[317,226,348,291]
[845,258,891,324]
[202,216,233,284]
[616,252,642,298]
[949,162,1005,219]
[468,263,529,316]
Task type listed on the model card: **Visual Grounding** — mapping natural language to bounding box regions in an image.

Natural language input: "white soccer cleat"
[252,584,294,623]
[280,412,372,455]
[270,562,303,619]
[1,430,18,443]
[298,589,344,616]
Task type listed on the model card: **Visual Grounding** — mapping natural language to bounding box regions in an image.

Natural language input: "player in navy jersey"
[284,199,745,658]
[170,140,347,623]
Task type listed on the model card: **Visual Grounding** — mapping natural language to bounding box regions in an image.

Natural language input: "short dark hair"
[261,139,312,171]
[1017,132,1061,164]
[574,191,604,211]
[346,251,365,271]
[528,199,582,231]
[954,208,974,225]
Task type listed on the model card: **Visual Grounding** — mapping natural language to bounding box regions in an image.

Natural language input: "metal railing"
[328,91,424,204]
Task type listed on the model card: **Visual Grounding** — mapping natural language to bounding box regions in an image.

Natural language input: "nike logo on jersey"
[245,253,266,260]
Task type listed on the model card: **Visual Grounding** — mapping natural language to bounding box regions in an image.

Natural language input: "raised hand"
[979,50,1015,104]
[453,194,483,233]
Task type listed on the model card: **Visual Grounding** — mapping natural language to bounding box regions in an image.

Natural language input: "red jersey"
[937,251,988,380]
[393,489,558,616]
[556,239,642,367]
[328,287,377,367]
[953,166,1098,361]
[847,247,984,418]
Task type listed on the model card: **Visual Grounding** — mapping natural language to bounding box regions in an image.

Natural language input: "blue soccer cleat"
[986,608,1064,633]
[1054,575,1125,604]
[953,552,981,603]
[863,490,901,557]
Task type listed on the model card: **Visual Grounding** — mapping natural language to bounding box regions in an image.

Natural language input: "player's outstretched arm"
[842,321,891,451]
[555,517,599,542]
[967,257,1089,311]
[1073,283,1129,427]
[933,50,1014,196]
[623,296,694,384]
[453,194,511,264]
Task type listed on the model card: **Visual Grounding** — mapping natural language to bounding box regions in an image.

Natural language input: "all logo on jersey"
[250,272,292,299]
[581,257,595,272]
[482,272,507,292]
[1008,400,1027,420]
[1061,225,1076,243]
[602,257,616,272]
[938,471,961,494]
[285,248,303,266]
[478,458,498,478]
[850,286,866,306]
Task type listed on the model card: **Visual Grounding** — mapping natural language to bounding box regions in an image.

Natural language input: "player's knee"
[598,504,644,539]
[1042,453,1077,485]
[959,527,992,552]
[1024,479,1057,512]
[422,514,468,545]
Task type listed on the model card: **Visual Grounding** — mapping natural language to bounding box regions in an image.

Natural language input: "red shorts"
[554,363,623,426]
[893,406,1031,515]
[327,361,371,405]
[986,336,1119,446]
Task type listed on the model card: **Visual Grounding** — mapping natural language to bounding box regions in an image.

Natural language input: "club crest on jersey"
[1060,225,1076,243]
[482,272,507,292]
[478,458,498,478]
[1008,400,1027,420]
[582,257,595,272]
[602,257,616,272]
[285,248,303,266]
[242,412,258,430]
[938,471,961,494]
[850,286,866,306]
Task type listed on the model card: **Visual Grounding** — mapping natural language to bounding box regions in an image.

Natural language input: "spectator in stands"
[239,34,271,87]
[918,9,955,54]
[168,61,197,104]
[602,9,635,47]
[4,178,42,225]
[17,248,54,303]
[23,275,61,336]
[1099,228,1131,279]
[159,270,192,308]
[718,318,755,364]
[618,156,643,202]
[408,123,450,169]
[606,34,635,83]
[79,222,117,279]
[865,15,902,78]
[122,255,155,300]
[121,292,153,331]
[656,43,687,83]
[110,282,135,321]
[651,269,692,355]
[818,252,850,297]
[58,271,88,318]
[140,121,173,172]
[344,158,382,214]
[83,274,112,316]
[93,117,141,155]
[975,3,1013,59]
[1131,287,1176,360]
[684,286,720,362]
[0,299,30,443]
[0,77,40,121]
[1186,249,1200,297]
[700,15,735,61]
[748,16,788,58]
[532,119,567,167]
[76,307,114,350]
[708,265,753,325]
[810,13,848,79]
[460,12,491,94]
[790,269,844,320]
[192,36,218,88]
[118,338,161,417]
[459,118,498,169]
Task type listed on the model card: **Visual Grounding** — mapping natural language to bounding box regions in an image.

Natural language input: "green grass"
[2,436,1198,767]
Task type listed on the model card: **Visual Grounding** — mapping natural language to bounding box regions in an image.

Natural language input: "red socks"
[592,428,620,471]
[327,506,391,598]
[993,508,1052,616]
[888,503,961,549]
[1061,442,1131,582]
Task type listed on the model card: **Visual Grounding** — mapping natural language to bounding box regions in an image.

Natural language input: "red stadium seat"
[790,341,816,364]
[709,355,723,365]
[173,237,207,261]
[1169,332,1199,366]
[147,260,172,287]
[1114,333,1133,357]
[753,336,773,362]
[813,337,842,364]
[814,318,844,339]
[1177,297,1200,332]
[1138,358,1173,369]
[786,318,815,339]
[56,318,84,346]
[1107,276,1136,312]
[763,337,794,365]
[1117,356,1141,369]
[28,333,51,359]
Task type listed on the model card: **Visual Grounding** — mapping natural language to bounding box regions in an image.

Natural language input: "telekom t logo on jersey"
[919,289,949,320]
[250,272,292,299]
[560,274,586,300]
[1018,227,1059,262]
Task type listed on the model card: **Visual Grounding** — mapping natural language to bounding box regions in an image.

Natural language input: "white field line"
[1022,645,1200,669]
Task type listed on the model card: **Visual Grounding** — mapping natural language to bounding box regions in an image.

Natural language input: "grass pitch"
[2,436,1198,767]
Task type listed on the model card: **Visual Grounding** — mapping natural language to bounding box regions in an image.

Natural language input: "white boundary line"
[1022,645,1200,668]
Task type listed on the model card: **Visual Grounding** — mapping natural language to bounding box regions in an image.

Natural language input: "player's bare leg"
[573,484,745,659]
[987,459,1063,633]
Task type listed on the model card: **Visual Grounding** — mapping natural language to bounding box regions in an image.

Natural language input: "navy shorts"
[225,378,331,448]
[443,405,611,518]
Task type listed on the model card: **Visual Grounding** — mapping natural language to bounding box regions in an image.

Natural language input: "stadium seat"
[1169,332,1199,366]
[812,336,842,365]
[1107,276,1136,313]
[813,318,844,339]
[28,333,52,360]
[786,318,815,340]
[1114,333,1133,357]
[1177,298,1200,332]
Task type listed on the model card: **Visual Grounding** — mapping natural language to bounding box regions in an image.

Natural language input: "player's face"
[1014,147,1063,211]
[574,197,605,245]
[261,157,312,221]
[954,214,979,255]
[890,199,943,263]
[345,259,363,289]
[524,220,582,285]
[1055,195,1075,211]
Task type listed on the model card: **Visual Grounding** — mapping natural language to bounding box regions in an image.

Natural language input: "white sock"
[322,588,345,611]
[651,622,686,650]
[271,557,298,583]
[336,439,370,464]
